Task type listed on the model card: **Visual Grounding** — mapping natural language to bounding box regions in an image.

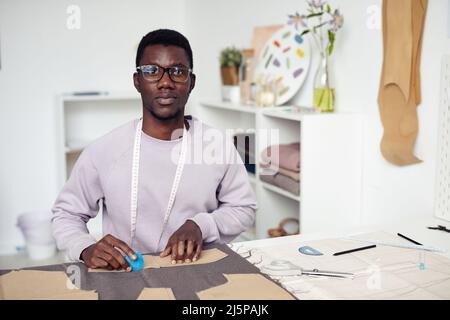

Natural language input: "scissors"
[261,260,354,279]
[428,225,450,234]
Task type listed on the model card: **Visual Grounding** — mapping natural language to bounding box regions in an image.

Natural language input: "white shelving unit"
[198,100,364,240]
[55,92,142,238]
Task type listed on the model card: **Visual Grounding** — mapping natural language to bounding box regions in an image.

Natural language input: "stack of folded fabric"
[259,142,300,196]
[233,133,256,174]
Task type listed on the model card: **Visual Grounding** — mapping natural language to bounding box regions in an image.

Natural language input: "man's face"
[133,44,195,121]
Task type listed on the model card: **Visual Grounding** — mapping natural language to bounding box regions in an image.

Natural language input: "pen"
[397,233,422,246]
[333,244,376,256]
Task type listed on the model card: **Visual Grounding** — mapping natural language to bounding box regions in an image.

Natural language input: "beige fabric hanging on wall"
[378,0,428,166]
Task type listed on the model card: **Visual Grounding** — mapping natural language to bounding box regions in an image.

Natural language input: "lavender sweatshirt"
[51,117,257,261]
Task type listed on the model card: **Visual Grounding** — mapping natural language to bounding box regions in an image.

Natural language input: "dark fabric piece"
[233,133,256,166]
[244,163,256,174]
[0,244,295,300]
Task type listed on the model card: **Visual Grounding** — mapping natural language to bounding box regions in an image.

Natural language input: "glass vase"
[313,53,335,112]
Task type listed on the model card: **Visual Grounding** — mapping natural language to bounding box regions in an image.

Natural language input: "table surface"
[0,250,68,270]
[230,216,450,258]
[227,215,450,300]
[1,216,449,270]
[1,216,449,300]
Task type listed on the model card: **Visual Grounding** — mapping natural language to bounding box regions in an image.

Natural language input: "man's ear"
[189,73,196,94]
[133,72,141,93]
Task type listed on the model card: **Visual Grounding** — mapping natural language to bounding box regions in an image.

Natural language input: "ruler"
[345,237,446,253]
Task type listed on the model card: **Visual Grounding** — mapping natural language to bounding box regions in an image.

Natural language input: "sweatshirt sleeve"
[189,143,257,243]
[51,148,104,262]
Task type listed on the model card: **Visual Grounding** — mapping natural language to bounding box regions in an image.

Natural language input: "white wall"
[0,0,447,254]
[360,0,448,226]
[185,0,449,226]
[0,0,187,254]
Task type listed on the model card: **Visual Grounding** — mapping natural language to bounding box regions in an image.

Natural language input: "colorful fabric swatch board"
[254,25,311,105]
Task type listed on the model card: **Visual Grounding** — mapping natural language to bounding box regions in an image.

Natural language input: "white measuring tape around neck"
[130,118,190,249]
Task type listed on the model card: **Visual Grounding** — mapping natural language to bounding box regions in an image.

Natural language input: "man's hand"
[160,220,203,264]
[80,234,137,271]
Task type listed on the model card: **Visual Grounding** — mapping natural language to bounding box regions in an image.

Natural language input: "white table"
[231,216,450,258]
[229,216,450,300]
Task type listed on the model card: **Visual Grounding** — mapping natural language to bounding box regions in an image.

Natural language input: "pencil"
[333,245,376,256]
[397,233,422,246]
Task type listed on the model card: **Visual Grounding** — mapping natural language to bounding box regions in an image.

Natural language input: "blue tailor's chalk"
[298,246,323,256]
[125,251,144,271]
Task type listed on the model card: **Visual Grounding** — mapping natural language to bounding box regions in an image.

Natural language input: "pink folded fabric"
[260,143,300,172]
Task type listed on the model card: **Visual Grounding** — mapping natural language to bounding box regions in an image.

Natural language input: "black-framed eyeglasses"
[136,64,192,83]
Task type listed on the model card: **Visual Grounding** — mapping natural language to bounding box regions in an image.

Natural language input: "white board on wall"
[435,55,450,222]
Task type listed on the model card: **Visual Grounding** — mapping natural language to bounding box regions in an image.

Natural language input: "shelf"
[261,106,317,122]
[260,181,300,202]
[201,100,322,122]
[62,92,140,102]
[200,100,259,114]
[201,100,360,123]
[198,97,363,239]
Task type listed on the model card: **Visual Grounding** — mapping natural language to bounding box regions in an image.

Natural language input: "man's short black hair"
[135,29,193,69]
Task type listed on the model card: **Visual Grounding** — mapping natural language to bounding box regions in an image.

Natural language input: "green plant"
[219,47,242,68]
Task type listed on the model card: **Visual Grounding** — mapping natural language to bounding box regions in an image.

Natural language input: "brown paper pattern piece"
[378,0,428,166]
[196,274,295,300]
[137,288,176,300]
[89,248,228,272]
[0,270,98,300]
